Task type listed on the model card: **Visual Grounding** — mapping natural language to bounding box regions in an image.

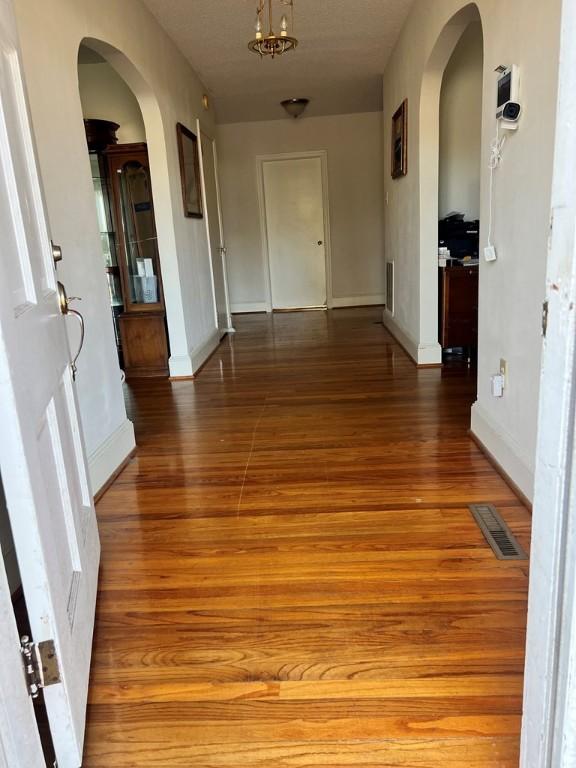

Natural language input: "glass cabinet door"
[90,153,124,353]
[117,160,162,308]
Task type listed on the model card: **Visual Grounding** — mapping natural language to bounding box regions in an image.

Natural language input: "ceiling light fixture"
[281,98,309,118]
[249,0,298,59]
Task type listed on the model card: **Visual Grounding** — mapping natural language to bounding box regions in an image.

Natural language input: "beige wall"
[78,60,146,144]
[439,22,483,220]
[14,0,219,491]
[217,112,385,311]
[382,0,562,499]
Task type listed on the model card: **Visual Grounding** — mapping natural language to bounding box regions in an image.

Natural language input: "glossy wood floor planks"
[84,308,531,767]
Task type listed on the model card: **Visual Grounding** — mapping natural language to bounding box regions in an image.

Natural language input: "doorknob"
[317,240,323,246]
[57,281,85,381]
[51,241,62,265]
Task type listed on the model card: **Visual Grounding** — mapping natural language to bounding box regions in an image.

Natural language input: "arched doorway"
[78,42,170,379]
[418,3,484,366]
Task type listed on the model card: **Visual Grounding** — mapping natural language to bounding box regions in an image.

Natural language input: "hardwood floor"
[84,307,530,767]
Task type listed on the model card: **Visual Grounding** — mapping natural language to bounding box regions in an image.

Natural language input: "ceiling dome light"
[249,0,298,59]
[281,98,309,119]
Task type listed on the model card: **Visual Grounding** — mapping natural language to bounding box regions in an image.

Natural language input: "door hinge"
[542,300,549,337]
[20,636,61,698]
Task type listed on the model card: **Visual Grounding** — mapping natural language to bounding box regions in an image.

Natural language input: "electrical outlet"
[491,373,505,398]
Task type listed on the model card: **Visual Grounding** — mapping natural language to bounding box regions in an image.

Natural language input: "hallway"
[84,307,530,766]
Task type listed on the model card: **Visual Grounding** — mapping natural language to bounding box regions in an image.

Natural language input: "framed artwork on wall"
[176,122,203,218]
[391,99,408,179]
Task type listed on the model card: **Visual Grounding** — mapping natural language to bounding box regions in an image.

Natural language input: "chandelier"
[248,0,298,59]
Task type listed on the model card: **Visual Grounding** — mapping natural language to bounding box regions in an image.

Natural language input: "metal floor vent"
[469,504,528,560]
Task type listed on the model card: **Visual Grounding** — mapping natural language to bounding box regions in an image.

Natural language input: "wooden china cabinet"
[105,143,169,378]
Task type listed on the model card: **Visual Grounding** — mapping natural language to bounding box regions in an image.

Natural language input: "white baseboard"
[231,302,270,314]
[471,402,535,502]
[191,329,222,373]
[331,294,386,308]
[169,354,194,378]
[88,418,135,495]
[381,311,442,365]
[417,341,443,366]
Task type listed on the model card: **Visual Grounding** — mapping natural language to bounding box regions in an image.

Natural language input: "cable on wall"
[486,121,507,251]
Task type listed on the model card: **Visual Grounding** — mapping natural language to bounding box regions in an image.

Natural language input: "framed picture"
[176,122,203,218]
[391,99,408,179]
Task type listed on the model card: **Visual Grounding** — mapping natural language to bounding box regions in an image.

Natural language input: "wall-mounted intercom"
[496,65,521,129]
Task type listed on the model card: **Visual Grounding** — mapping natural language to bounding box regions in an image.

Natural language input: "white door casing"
[198,122,234,333]
[0,1,100,766]
[520,0,576,763]
[258,152,331,310]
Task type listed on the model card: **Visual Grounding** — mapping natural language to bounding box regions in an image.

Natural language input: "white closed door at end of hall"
[263,156,327,309]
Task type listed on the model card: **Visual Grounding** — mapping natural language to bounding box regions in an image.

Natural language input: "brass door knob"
[57,281,85,380]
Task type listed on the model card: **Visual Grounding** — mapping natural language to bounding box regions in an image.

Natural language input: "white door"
[199,125,233,333]
[0,2,100,766]
[0,537,45,767]
[262,156,327,309]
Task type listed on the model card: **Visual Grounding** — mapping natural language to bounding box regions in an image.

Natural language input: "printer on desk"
[439,212,480,262]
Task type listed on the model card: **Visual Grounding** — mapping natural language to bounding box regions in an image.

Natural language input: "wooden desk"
[439,266,479,348]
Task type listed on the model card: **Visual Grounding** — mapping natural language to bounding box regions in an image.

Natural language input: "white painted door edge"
[197,124,235,334]
[211,138,235,332]
[0,551,45,767]
[196,119,220,333]
[520,0,576,764]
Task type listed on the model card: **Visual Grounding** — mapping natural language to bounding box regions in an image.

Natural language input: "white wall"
[439,22,483,220]
[78,60,146,144]
[382,0,561,500]
[14,0,220,491]
[217,112,385,312]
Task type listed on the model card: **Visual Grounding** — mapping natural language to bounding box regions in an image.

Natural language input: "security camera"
[499,101,522,131]
[502,102,522,122]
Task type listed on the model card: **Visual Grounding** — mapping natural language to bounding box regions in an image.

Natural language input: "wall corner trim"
[382,311,442,365]
[169,354,194,378]
[88,418,136,496]
[470,402,535,503]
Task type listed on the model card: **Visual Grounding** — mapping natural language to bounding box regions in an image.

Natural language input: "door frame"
[520,0,576,763]
[256,151,333,311]
[0,551,45,768]
[210,136,234,332]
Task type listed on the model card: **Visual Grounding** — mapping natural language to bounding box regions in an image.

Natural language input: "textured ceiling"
[140,0,415,123]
